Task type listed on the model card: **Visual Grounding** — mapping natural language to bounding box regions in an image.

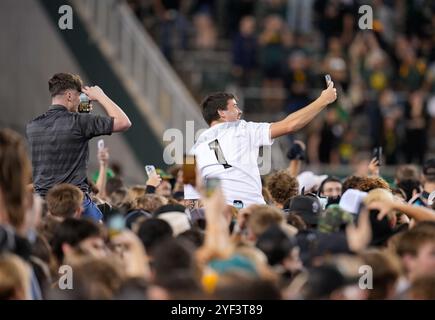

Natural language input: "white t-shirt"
[189,120,274,207]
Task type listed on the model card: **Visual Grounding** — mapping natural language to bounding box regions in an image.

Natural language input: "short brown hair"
[266,170,299,205]
[359,249,401,299]
[48,73,83,97]
[200,92,236,125]
[46,184,83,218]
[247,205,284,238]
[409,275,435,299]
[396,224,435,257]
[0,129,32,228]
[133,194,168,213]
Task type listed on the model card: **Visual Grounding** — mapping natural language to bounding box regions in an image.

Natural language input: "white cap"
[339,189,368,215]
[158,212,191,236]
[297,171,328,194]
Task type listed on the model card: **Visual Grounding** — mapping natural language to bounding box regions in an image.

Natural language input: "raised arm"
[82,86,132,132]
[270,82,337,139]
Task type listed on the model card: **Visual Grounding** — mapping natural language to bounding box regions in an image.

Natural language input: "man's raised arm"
[82,86,132,132]
[270,82,337,139]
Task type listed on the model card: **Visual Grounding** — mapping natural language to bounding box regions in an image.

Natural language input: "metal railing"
[71,0,207,138]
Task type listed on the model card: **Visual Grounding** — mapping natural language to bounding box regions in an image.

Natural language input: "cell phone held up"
[145,165,157,178]
[78,93,92,113]
[372,147,382,166]
[325,74,332,87]
[205,178,220,198]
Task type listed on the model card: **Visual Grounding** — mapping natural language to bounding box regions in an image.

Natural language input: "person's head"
[48,73,83,112]
[408,275,435,299]
[319,176,342,199]
[397,179,422,202]
[0,129,32,229]
[132,194,168,213]
[151,238,200,292]
[51,218,106,264]
[105,177,124,197]
[54,257,124,300]
[342,175,363,193]
[350,176,391,193]
[266,170,299,208]
[246,205,285,241]
[359,249,401,299]
[395,164,420,184]
[422,159,435,184]
[156,180,172,198]
[200,92,242,126]
[284,195,322,228]
[0,254,31,300]
[46,184,83,219]
[136,218,173,255]
[256,224,301,274]
[396,224,435,280]
[239,15,256,35]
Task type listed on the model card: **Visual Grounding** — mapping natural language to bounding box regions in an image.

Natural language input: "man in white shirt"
[189,82,337,207]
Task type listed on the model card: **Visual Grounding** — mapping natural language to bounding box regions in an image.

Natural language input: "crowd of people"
[128,0,435,165]
[2,124,435,299]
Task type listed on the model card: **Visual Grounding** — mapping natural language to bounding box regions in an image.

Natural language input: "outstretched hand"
[320,82,338,105]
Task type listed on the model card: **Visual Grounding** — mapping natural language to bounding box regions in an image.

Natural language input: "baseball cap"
[286,195,322,225]
[339,189,367,215]
[157,212,191,236]
[317,204,353,234]
[297,171,328,194]
[156,168,173,180]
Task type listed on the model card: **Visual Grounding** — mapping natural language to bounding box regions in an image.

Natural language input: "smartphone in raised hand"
[145,165,157,178]
[205,177,220,198]
[372,147,382,166]
[325,74,332,87]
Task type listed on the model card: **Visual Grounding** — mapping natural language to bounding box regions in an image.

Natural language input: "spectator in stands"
[26,73,131,222]
[232,15,258,86]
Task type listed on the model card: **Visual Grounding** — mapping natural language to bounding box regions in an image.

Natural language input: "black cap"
[286,195,322,225]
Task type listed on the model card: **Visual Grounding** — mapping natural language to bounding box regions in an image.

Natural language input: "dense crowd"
[2,127,435,300]
[128,0,435,165]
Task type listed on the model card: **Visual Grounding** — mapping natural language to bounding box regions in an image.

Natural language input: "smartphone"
[205,178,220,197]
[107,214,125,238]
[98,139,105,150]
[325,74,332,87]
[233,200,244,210]
[78,93,91,113]
[183,155,196,187]
[145,165,157,178]
[372,146,382,166]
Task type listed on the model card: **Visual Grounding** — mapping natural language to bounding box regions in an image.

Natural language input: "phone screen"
[145,165,156,178]
[205,178,220,197]
[233,200,244,210]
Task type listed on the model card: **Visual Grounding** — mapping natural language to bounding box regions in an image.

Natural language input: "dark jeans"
[82,193,103,222]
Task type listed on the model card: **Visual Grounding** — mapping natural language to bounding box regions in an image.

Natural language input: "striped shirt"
[26,105,113,197]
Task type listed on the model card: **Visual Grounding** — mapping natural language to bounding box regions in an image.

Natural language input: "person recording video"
[26,73,131,221]
[189,77,337,207]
